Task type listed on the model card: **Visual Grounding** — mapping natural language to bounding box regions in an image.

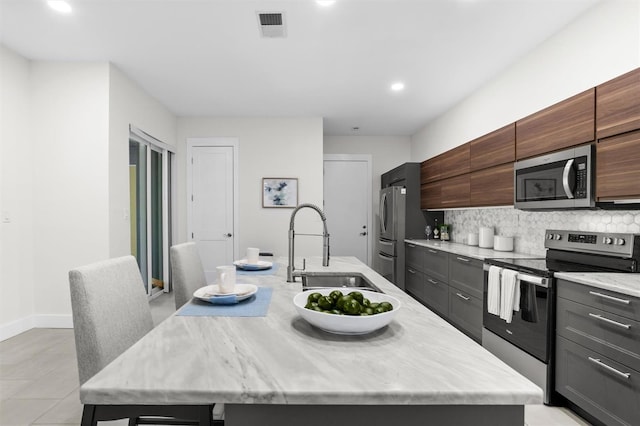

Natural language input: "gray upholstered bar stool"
[170,242,208,310]
[69,255,217,426]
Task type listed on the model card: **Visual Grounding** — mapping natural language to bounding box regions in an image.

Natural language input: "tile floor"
[1,293,592,426]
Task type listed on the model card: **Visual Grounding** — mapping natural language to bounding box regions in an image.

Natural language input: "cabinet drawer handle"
[589,291,630,305]
[408,244,416,248]
[427,278,439,285]
[456,256,471,263]
[588,313,631,329]
[407,269,416,274]
[428,249,438,254]
[587,357,631,379]
[456,292,470,301]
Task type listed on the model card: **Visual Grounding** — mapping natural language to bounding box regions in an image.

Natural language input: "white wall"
[176,117,323,259]
[0,45,35,338]
[30,61,111,323]
[0,50,179,339]
[323,135,412,259]
[108,65,177,257]
[411,0,640,161]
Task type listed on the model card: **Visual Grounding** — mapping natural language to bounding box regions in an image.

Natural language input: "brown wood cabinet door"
[470,163,514,207]
[420,181,441,209]
[440,174,470,208]
[596,129,640,200]
[516,89,595,160]
[596,67,640,139]
[470,123,515,172]
[421,158,440,183]
[439,143,470,180]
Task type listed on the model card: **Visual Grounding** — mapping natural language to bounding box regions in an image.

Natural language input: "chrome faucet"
[287,203,330,282]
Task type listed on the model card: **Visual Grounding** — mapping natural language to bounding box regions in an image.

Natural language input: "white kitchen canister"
[479,227,494,248]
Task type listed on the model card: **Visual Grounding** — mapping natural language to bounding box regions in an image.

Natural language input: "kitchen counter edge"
[405,239,533,261]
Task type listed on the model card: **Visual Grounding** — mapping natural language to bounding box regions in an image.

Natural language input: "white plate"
[193,283,258,303]
[233,260,273,270]
[293,289,400,335]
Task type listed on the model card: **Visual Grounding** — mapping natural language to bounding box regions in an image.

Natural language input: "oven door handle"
[517,273,548,288]
[562,159,575,199]
[483,264,548,288]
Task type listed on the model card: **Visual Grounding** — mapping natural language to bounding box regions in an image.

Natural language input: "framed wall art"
[262,178,298,208]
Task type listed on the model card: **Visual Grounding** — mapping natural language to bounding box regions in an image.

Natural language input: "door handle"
[360,232,367,236]
[223,233,232,237]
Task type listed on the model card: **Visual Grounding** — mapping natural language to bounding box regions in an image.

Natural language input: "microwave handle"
[562,159,575,199]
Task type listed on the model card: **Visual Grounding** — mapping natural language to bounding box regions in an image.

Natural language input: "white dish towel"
[487,266,502,316]
[500,269,519,323]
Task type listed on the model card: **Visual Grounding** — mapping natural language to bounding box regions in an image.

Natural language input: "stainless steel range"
[482,230,640,405]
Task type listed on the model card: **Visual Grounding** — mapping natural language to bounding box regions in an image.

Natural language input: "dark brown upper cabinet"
[421,158,441,184]
[596,67,640,140]
[420,181,441,210]
[596,129,640,201]
[439,143,470,180]
[470,163,514,207]
[440,174,470,209]
[516,89,595,160]
[469,123,515,172]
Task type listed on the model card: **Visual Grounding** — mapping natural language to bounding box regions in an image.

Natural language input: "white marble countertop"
[80,256,542,406]
[405,239,535,261]
[554,272,640,298]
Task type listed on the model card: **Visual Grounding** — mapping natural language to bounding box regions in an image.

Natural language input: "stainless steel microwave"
[514,144,595,210]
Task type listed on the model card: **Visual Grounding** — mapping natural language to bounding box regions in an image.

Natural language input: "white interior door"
[323,155,372,265]
[188,143,236,283]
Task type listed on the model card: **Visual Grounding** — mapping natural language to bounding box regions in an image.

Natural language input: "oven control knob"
[615,238,625,246]
[603,237,613,245]
[546,233,554,240]
[554,234,562,240]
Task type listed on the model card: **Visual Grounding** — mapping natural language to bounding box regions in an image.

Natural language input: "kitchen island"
[80,256,542,426]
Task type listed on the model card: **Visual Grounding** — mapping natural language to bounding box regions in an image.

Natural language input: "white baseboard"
[0,314,73,342]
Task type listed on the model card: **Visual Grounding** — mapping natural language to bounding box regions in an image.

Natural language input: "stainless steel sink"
[300,273,383,293]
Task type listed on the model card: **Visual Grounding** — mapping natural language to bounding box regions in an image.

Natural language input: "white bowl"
[293,289,401,335]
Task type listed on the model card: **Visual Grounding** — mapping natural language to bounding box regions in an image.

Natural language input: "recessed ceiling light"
[316,1,336,7]
[47,1,72,14]
[391,82,405,92]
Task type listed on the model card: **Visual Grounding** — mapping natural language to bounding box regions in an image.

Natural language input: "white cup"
[246,247,260,264]
[467,233,479,246]
[217,265,236,294]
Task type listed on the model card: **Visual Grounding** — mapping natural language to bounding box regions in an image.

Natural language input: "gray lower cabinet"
[448,254,483,341]
[424,274,449,317]
[406,243,425,271]
[449,255,483,300]
[448,286,482,341]
[405,266,425,301]
[424,248,449,282]
[556,278,640,426]
[404,243,482,341]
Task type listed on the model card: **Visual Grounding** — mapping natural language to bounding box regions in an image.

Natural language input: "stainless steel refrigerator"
[376,186,407,289]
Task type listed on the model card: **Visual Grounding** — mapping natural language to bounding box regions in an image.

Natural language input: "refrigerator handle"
[380,192,387,234]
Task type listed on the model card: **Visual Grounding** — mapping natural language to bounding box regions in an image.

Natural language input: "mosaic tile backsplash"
[444,207,640,257]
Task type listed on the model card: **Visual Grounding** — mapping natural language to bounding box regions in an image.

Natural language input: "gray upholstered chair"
[170,242,207,310]
[69,255,216,425]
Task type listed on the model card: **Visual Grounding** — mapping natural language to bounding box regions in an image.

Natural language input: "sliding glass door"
[129,126,174,299]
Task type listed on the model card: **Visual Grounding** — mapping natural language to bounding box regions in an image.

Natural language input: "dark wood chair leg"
[80,405,97,426]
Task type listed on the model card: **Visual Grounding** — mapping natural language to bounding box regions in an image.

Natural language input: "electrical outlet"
[2,210,10,223]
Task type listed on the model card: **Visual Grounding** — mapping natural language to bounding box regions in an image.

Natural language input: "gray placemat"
[177,287,273,317]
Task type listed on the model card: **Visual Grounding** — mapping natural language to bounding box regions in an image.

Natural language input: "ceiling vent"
[257,12,287,38]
